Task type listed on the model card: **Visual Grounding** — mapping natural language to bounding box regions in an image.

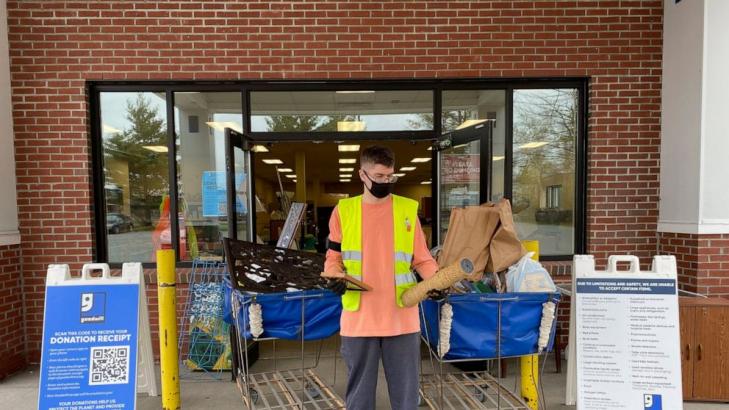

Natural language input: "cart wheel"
[473,385,488,403]
[305,382,321,399]
[249,388,259,405]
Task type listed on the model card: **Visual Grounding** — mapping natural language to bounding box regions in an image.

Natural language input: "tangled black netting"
[223,238,328,293]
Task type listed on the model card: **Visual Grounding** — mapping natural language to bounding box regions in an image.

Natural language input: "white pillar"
[0,0,20,246]
[659,0,729,234]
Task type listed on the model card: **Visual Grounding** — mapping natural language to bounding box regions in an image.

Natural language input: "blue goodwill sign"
[38,283,140,410]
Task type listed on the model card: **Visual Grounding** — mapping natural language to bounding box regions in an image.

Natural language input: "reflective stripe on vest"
[342,250,362,261]
[338,194,419,311]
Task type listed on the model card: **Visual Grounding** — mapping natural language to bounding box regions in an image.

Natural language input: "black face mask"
[363,171,395,199]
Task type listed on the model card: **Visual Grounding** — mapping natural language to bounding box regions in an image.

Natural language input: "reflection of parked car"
[535,208,572,224]
[511,198,531,214]
[107,213,134,234]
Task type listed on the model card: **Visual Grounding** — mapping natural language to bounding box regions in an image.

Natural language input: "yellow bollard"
[157,249,181,410]
[520,240,540,409]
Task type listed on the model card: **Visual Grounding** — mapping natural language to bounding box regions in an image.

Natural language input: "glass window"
[174,92,244,260]
[101,92,169,263]
[442,90,506,201]
[512,89,577,256]
[250,90,433,132]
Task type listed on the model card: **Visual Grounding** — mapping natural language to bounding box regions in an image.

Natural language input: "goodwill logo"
[80,292,106,323]
[644,394,662,410]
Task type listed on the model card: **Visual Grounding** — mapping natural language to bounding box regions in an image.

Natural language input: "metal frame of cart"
[419,294,559,410]
[229,290,345,409]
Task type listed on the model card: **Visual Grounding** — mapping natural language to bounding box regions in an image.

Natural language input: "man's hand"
[326,279,347,295]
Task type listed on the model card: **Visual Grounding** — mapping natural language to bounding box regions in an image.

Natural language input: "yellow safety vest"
[337,194,419,311]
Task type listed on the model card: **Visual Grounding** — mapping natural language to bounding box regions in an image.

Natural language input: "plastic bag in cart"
[505,252,556,293]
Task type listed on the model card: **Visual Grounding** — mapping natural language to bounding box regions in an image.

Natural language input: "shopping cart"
[223,238,345,409]
[419,292,561,409]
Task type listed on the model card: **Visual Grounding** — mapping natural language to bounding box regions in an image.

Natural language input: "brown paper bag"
[437,198,526,278]
[483,199,526,273]
[437,206,498,279]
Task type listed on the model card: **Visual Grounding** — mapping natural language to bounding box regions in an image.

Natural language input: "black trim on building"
[89,78,589,267]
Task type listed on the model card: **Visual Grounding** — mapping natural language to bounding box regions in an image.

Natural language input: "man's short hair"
[360,145,395,168]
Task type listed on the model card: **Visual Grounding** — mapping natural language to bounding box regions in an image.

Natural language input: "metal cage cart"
[419,292,561,410]
[177,258,232,381]
[223,238,345,409]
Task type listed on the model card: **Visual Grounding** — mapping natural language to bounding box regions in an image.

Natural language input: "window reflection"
[250,90,433,132]
[174,92,244,260]
[442,90,506,201]
[512,89,577,256]
[101,92,169,262]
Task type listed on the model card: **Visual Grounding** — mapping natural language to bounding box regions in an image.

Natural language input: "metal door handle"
[697,344,703,361]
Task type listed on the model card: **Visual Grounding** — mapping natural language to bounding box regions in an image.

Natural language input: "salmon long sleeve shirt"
[324,196,439,337]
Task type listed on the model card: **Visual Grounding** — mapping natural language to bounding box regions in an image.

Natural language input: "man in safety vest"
[324,145,439,410]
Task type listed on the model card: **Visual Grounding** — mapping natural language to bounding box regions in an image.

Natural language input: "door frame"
[433,121,494,246]
[224,128,255,242]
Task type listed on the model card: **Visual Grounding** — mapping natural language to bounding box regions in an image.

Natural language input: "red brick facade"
[0,244,25,378]
[7,1,666,363]
[658,233,729,297]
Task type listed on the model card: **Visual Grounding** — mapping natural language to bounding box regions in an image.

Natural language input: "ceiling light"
[337,121,366,132]
[277,168,293,173]
[262,159,284,165]
[340,179,351,183]
[285,174,296,179]
[411,157,431,163]
[393,173,405,177]
[455,119,487,130]
[206,121,242,133]
[252,145,269,153]
[339,174,350,178]
[339,158,357,164]
[102,124,121,134]
[519,141,548,149]
[400,166,416,171]
[338,145,360,152]
[427,146,433,151]
[335,90,375,94]
[421,181,432,185]
[142,146,168,153]
[339,167,354,172]
[292,179,297,183]
[493,156,505,161]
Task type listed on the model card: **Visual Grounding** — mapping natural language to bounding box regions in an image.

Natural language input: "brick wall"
[659,232,729,298]
[0,244,26,378]
[7,0,664,361]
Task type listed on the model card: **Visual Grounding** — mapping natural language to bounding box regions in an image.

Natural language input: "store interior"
[250,140,434,253]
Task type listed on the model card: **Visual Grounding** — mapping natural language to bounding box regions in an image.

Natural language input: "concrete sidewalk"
[4,338,728,409]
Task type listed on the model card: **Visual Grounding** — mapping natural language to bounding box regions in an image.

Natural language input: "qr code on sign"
[89,346,130,385]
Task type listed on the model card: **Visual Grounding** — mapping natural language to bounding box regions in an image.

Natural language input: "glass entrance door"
[435,120,496,244]
[224,128,253,241]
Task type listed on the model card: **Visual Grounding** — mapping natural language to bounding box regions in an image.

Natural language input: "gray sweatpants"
[340,332,420,410]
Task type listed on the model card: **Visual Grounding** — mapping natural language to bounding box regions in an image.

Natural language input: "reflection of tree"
[104,94,167,226]
[408,110,473,133]
[265,114,353,131]
[513,89,577,218]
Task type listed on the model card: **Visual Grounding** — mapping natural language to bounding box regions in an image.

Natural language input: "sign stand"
[566,255,683,409]
[38,263,157,410]
[135,269,158,397]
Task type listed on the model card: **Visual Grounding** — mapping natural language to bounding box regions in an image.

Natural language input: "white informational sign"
[570,255,683,410]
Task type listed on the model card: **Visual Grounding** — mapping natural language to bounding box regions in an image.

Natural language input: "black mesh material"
[223,238,327,293]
